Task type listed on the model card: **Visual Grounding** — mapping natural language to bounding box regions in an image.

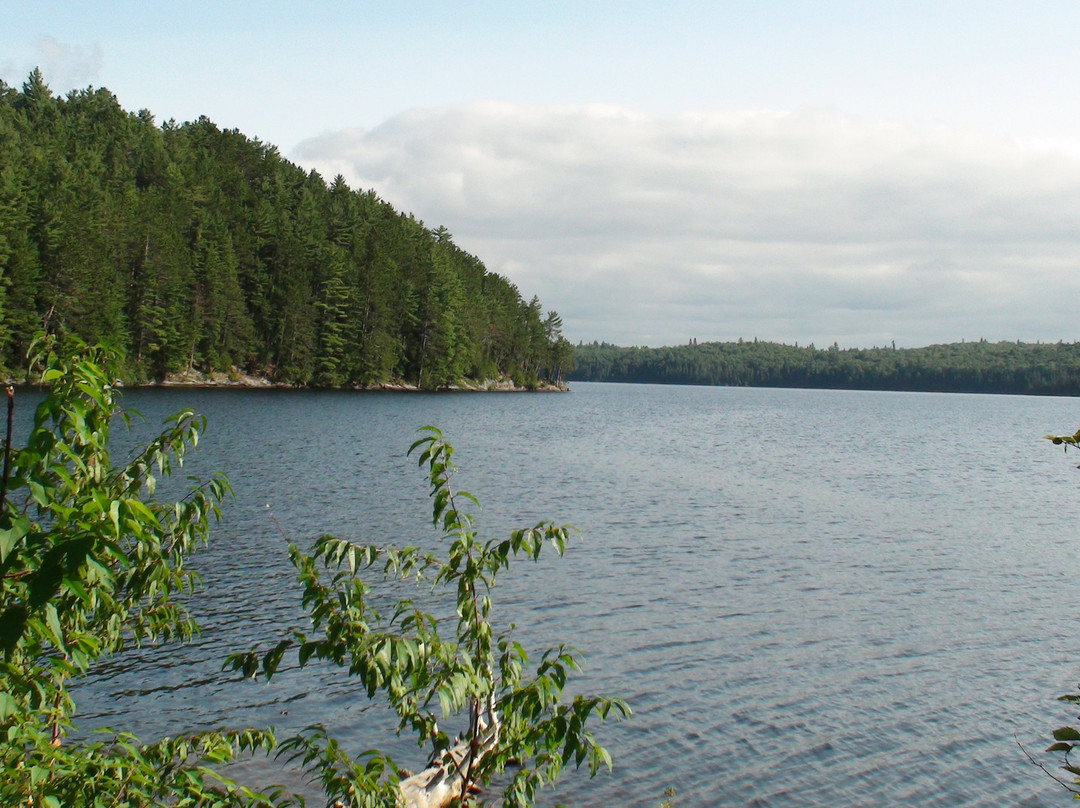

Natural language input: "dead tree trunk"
[399,695,499,808]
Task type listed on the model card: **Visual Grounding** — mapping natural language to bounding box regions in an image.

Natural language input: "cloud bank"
[293,103,1080,348]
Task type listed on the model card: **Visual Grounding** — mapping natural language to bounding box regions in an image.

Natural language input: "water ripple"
[53,383,1080,806]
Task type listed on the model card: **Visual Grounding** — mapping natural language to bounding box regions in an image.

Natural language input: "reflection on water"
[39,382,1080,806]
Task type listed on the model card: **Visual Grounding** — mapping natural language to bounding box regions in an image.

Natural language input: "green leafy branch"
[230,425,629,806]
[0,338,288,807]
[0,338,626,807]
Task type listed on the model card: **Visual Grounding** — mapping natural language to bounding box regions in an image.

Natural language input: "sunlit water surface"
[30,382,1080,806]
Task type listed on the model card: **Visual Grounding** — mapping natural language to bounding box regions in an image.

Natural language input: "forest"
[569,338,1080,396]
[0,70,572,388]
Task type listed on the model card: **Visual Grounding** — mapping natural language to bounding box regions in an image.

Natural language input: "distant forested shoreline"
[568,339,1080,396]
[0,70,571,389]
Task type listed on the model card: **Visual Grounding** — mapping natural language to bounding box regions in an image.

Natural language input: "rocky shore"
[155,368,567,392]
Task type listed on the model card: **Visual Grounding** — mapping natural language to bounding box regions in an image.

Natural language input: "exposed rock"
[149,369,569,392]
[159,367,282,388]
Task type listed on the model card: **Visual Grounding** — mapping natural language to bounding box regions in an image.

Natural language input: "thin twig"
[1017,736,1080,794]
[266,506,290,542]
[443,470,492,799]
[0,385,13,517]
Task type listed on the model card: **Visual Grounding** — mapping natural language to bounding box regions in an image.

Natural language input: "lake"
[43,381,1080,806]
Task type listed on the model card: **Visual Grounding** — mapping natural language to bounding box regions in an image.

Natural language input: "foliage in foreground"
[0,339,288,806]
[0,339,625,806]
[230,426,630,805]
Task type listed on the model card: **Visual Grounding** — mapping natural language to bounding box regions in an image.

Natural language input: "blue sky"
[7,2,1080,347]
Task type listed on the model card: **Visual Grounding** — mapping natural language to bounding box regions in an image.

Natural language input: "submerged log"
[399,697,500,808]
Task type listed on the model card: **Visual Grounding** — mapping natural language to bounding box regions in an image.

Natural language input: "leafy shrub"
[0,338,287,806]
[0,339,627,806]
[231,426,629,806]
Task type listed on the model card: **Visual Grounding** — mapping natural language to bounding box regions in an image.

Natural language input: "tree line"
[568,338,1080,395]
[0,70,572,388]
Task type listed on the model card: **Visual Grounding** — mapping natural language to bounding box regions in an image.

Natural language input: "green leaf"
[0,690,16,720]
[0,605,28,654]
[437,685,454,717]
[27,479,48,506]
[263,639,291,679]
[0,515,30,563]
[1052,726,1080,741]
[44,603,65,650]
[299,641,320,667]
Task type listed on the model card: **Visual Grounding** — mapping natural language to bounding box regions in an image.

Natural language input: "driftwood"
[399,695,500,808]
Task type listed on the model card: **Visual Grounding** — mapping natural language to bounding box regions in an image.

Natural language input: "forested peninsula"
[569,339,1080,396]
[0,71,571,389]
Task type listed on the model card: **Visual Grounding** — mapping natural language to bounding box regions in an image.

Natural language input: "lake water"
[39,381,1080,806]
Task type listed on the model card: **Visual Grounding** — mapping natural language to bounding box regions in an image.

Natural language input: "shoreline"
[148,368,568,393]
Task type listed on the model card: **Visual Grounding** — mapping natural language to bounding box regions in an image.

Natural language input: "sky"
[6,1,1080,348]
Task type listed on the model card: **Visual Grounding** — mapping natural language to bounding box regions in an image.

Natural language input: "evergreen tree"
[0,70,568,388]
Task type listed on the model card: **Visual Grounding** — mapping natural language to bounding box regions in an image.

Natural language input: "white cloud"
[292,103,1080,348]
[37,37,103,87]
[3,37,103,93]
